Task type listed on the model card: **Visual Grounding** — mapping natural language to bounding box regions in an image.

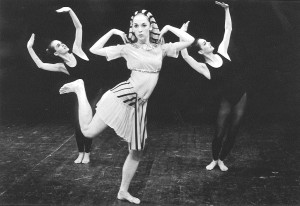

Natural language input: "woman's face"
[132,14,152,43]
[51,40,69,55]
[198,39,214,54]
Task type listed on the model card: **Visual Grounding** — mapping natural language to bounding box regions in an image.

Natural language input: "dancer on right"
[181,1,247,171]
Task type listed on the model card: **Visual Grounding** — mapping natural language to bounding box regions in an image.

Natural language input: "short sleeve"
[105,44,126,61]
[161,42,179,58]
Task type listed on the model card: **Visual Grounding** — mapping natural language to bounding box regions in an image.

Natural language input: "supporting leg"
[218,93,247,170]
[117,150,143,204]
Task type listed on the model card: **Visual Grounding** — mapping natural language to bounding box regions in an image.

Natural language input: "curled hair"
[127,9,164,44]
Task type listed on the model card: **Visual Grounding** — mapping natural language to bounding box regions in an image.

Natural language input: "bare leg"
[117,150,143,204]
[60,79,107,138]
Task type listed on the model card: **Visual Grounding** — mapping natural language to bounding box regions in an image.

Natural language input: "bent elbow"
[89,47,95,54]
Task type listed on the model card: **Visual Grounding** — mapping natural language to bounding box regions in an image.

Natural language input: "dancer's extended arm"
[26,33,69,74]
[89,29,128,56]
[159,24,195,51]
[180,22,211,79]
[56,7,89,60]
[216,1,232,59]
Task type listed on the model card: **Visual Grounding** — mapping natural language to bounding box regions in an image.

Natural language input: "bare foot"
[117,191,140,204]
[82,152,90,164]
[74,152,84,164]
[217,160,228,171]
[206,160,218,170]
[59,79,84,94]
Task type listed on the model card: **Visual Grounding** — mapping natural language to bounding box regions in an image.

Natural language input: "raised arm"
[26,34,69,74]
[180,22,211,79]
[216,1,232,58]
[89,29,128,56]
[56,7,88,60]
[159,24,195,51]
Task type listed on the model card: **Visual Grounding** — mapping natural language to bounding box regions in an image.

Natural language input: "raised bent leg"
[117,150,143,204]
[60,79,107,138]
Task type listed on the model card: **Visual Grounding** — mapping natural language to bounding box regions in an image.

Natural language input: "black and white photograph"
[0,0,299,205]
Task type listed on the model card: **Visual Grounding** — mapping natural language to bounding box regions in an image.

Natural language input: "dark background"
[0,0,299,124]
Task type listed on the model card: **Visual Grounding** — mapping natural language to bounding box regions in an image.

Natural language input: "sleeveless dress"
[96,43,179,150]
[205,52,246,105]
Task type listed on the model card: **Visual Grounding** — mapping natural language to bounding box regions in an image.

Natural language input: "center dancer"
[59,9,194,204]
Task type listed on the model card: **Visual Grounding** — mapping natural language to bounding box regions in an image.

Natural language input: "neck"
[137,39,150,45]
[203,52,218,63]
[59,52,73,62]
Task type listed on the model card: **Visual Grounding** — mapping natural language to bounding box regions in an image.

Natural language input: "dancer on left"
[27,7,96,164]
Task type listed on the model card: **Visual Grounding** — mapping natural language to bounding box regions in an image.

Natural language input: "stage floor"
[0,120,299,205]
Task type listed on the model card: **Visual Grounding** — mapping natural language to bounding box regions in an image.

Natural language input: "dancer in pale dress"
[59,9,194,204]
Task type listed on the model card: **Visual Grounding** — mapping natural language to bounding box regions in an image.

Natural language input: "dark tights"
[212,93,247,161]
[73,88,104,153]
[74,101,92,153]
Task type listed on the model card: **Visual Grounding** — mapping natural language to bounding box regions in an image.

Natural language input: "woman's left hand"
[215,1,229,8]
[180,21,190,32]
[56,7,72,13]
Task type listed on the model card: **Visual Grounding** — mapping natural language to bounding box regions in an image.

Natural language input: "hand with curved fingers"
[180,21,190,32]
[113,29,129,43]
[27,33,35,48]
[158,25,170,42]
[56,7,71,13]
[215,1,229,9]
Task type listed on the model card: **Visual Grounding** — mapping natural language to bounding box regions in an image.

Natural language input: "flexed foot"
[206,160,218,170]
[74,152,84,164]
[117,191,140,204]
[59,79,84,94]
[82,152,90,164]
[217,160,228,171]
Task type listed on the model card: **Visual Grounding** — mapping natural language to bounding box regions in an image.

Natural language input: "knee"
[129,150,143,161]
[81,127,96,139]
[234,108,245,120]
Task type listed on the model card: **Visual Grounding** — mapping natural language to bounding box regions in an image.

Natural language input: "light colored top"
[105,43,179,100]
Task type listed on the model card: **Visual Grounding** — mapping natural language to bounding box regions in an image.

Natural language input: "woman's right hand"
[215,1,229,9]
[56,7,71,13]
[27,33,35,48]
[112,29,128,43]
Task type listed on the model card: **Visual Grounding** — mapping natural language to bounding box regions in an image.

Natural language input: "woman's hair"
[46,40,56,55]
[192,38,202,50]
[127,9,164,44]
[189,38,205,62]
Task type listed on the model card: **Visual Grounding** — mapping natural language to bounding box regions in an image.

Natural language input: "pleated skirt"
[96,80,148,150]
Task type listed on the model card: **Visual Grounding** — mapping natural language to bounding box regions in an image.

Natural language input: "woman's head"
[128,10,162,44]
[194,38,214,55]
[46,40,69,56]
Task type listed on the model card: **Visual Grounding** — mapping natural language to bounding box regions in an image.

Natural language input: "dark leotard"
[205,53,246,105]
